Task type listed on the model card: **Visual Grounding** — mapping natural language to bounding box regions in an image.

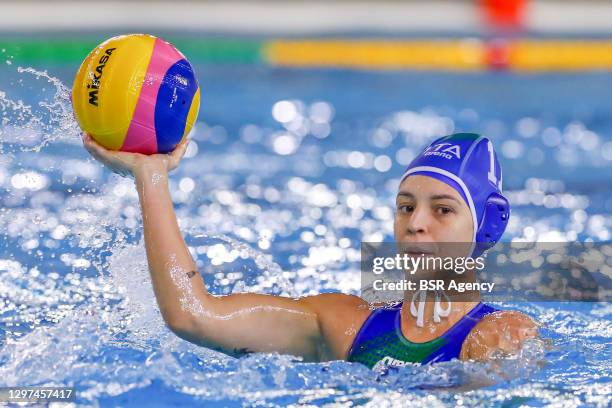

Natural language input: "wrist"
[133,157,168,180]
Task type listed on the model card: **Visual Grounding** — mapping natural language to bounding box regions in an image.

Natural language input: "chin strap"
[410,290,452,327]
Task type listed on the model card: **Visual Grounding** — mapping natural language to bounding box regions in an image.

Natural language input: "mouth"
[404,251,435,257]
[400,244,437,256]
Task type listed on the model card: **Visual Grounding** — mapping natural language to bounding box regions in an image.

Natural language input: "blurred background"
[1,0,612,34]
[2,0,612,75]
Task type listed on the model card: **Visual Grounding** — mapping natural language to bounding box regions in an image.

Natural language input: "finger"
[84,138,125,169]
[172,137,189,156]
[167,138,189,169]
[82,134,101,153]
[83,133,115,156]
[175,138,189,159]
[84,135,106,152]
[82,137,104,160]
[86,137,118,159]
[80,133,139,176]
[82,134,97,154]
[86,145,104,162]
[85,141,111,161]
[83,133,106,152]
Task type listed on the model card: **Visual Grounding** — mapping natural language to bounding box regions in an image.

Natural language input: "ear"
[474,192,510,256]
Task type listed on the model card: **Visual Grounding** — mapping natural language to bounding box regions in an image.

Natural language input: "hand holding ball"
[72,34,200,154]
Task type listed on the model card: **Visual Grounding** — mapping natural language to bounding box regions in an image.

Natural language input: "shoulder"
[301,292,368,307]
[300,293,374,360]
[476,310,537,333]
[460,309,538,361]
[301,293,372,323]
[492,309,535,322]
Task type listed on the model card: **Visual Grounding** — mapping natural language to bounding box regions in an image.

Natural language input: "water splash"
[0,66,79,153]
[188,233,299,297]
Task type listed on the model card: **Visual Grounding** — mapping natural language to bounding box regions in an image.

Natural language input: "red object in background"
[481,0,526,29]
[486,39,510,70]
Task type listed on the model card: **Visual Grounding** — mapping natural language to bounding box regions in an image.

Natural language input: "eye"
[436,206,454,215]
[398,204,414,214]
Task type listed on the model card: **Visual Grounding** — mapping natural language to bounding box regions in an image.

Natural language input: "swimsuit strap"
[347,302,498,369]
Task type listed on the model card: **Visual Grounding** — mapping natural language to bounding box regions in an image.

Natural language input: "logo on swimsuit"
[423,143,461,160]
[86,47,116,107]
[372,355,409,371]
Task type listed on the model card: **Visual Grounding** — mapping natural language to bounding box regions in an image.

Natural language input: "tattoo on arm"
[232,347,254,356]
[210,345,255,357]
[186,270,197,279]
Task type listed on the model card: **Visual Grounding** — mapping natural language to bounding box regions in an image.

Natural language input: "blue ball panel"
[154,59,199,153]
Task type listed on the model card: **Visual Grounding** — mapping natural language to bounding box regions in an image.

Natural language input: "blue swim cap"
[401,133,510,256]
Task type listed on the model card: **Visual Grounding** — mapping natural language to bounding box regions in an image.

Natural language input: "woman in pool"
[83,131,537,368]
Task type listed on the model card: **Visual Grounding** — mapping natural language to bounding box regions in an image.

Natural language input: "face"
[394,175,473,258]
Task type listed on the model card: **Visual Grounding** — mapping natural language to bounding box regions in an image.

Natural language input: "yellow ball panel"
[72,34,156,150]
[182,87,201,139]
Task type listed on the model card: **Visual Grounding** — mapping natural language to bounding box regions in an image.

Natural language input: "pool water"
[0,57,611,406]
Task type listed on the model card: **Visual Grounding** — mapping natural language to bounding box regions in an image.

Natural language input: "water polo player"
[82,131,537,368]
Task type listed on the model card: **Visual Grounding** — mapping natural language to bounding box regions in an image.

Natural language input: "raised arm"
[82,134,333,361]
[133,158,324,359]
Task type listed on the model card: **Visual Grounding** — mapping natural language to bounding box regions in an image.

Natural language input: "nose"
[405,206,430,236]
